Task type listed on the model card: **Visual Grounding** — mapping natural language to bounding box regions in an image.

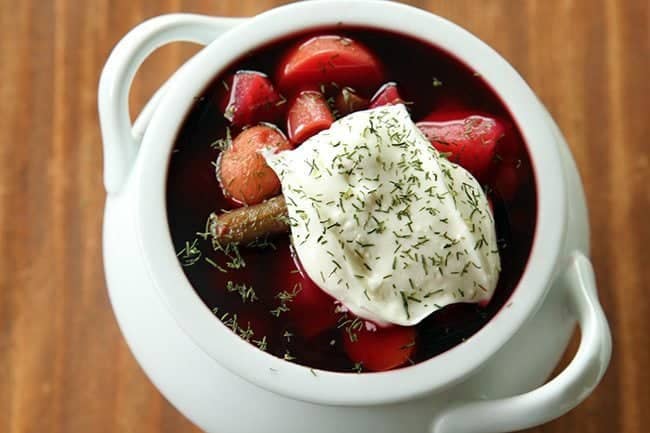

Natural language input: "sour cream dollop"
[263,105,500,326]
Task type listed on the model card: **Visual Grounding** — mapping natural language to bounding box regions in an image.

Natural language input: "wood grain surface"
[0,0,647,432]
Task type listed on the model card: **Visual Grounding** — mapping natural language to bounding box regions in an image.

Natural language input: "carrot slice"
[287,91,334,144]
[218,124,292,205]
[277,35,384,95]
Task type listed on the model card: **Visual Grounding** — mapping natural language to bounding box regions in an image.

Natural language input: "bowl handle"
[98,14,245,194]
[432,251,612,433]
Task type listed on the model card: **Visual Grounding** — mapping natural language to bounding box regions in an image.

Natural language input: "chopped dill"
[210,127,232,151]
[177,238,202,266]
[225,280,258,303]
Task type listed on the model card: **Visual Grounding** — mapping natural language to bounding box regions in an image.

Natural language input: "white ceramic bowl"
[99,2,611,432]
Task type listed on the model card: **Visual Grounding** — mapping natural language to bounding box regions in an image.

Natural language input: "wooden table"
[0,1,647,432]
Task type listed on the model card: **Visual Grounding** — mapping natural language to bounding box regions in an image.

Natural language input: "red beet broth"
[166,27,537,373]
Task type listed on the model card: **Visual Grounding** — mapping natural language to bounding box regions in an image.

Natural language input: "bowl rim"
[133,0,567,406]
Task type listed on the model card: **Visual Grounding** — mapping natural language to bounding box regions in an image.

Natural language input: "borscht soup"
[167,28,536,373]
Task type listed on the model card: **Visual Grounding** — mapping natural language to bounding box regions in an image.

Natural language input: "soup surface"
[167,27,537,373]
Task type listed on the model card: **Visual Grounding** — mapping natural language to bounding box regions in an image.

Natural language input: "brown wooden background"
[0,0,647,432]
